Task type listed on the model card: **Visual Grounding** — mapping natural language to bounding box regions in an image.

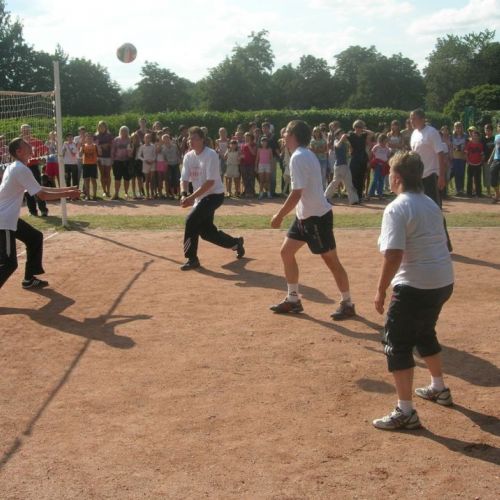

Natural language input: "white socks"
[287,283,299,302]
[398,400,414,415]
[431,376,445,391]
[341,291,352,304]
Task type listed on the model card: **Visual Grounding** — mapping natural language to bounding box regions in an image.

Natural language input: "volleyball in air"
[116,43,137,63]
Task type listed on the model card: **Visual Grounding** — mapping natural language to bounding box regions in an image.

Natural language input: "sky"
[10,0,500,90]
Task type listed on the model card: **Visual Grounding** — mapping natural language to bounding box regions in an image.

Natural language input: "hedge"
[60,108,452,137]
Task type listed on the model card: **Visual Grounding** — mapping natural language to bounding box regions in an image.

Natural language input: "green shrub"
[60,108,451,137]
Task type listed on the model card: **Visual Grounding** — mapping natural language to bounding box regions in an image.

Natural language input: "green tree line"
[1,1,499,117]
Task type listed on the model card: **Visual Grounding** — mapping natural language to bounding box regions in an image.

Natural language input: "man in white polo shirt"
[269,120,355,320]
[0,138,80,290]
[410,109,452,252]
[179,126,244,270]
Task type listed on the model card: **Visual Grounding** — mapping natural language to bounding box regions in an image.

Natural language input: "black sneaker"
[180,258,200,271]
[41,211,49,217]
[22,277,49,289]
[270,298,304,314]
[330,301,356,320]
[235,237,245,259]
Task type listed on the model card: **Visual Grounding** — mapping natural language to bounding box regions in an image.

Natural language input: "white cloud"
[308,0,414,17]
[408,0,500,36]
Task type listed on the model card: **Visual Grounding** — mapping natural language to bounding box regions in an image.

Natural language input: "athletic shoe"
[29,212,39,217]
[330,301,356,320]
[415,385,453,406]
[22,277,49,289]
[235,237,245,259]
[267,192,272,199]
[270,298,304,314]
[258,192,265,200]
[180,258,200,271]
[372,407,422,430]
[41,211,48,217]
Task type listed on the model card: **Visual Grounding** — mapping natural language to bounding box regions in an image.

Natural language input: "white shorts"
[98,157,112,167]
[142,162,155,174]
[258,164,271,174]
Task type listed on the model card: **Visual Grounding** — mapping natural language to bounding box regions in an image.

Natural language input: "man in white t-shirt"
[270,120,355,320]
[179,126,244,270]
[372,151,454,431]
[0,138,80,290]
[410,108,452,251]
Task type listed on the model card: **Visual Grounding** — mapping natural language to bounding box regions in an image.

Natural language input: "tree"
[59,58,121,116]
[135,62,193,112]
[424,30,497,110]
[444,84,500,120]
[332,45,380,105]
[271,64,302,108]
[349,54,425,109]
[200,30,275,111]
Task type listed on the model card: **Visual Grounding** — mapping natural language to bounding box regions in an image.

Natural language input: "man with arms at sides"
[410,109,452,252]
[270,120,355,320]
[1,138,80,290]
[179,127,244,271]
[373,152,454,430]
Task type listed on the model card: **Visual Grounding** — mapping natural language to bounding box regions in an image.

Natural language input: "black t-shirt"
[347,131,369,158]
[482,135,495,161]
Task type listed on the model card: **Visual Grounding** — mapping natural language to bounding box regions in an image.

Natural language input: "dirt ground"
[0,200,499,499]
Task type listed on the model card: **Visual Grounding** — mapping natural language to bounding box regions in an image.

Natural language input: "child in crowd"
[163,134,181,199]
[45,131,59,187]
[324,129,359,205]
[369,134,391,199]
[279,128,291,195]
[240,132,257,198]
[450,122,467,196]
[224,139,241,197]
[130,132,145,199]
[256,136,273,199]
[62,133,79,192]
[80,132,99,200]
[155,136,167,198]
[216,127,229,179]
[310,126,328,189]
[138,133,156,199]
[464,129,484,198]
[111,125,132,200]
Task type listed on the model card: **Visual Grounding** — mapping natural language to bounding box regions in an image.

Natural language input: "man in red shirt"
[20,124,49,216]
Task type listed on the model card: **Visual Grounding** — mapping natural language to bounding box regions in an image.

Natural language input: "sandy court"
[0,227,499,499]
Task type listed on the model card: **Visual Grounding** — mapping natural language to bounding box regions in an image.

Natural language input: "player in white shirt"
[270,120,355,320]
[179,127,244,270]
[410,108,452,251]
[372,151,454,431]
[0,138,80,290]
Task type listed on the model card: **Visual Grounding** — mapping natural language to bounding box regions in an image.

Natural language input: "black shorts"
[131,159,143,178]
[287,210,336,254]
[0,229,17,283]
[113,160,131,181]
[82,164,98,179]
[383,283,454,372]
[490,160,500,187]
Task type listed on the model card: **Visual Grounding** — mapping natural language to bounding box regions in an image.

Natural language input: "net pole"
[53,61,68,227]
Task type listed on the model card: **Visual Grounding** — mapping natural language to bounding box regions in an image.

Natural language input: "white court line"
[16,231,59,258]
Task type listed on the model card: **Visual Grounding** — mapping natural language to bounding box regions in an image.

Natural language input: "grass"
[22,212,500,232]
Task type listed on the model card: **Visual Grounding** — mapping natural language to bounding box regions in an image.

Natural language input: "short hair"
[262,122,271,129]
[20,123,31,131]
[378,133,388,143]
[389,151,424,193]
[391,120,400,126]
[411,108,425,119]
[188,126,205,140]
[286,120,311,147]
[353,119,365,129]
[78,126,86,131]
[119,125,129,135]
[9,137,26,157]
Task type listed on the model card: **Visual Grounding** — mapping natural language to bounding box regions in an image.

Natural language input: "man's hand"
[271,213,283,229]
[374,289,386,315]
[180,194,194,208]
[68,189,81,200]
[438,175,446,190]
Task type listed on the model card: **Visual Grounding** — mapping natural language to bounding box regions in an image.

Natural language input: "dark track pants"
[422,173,452,252]
[0,219,44,289]
[25,164,48,215]
[183,193,238,260]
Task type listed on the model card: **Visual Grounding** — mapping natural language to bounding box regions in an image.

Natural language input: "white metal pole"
[53,61,68,227]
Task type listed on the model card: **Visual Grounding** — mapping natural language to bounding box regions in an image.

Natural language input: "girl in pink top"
[255,136,273,199]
